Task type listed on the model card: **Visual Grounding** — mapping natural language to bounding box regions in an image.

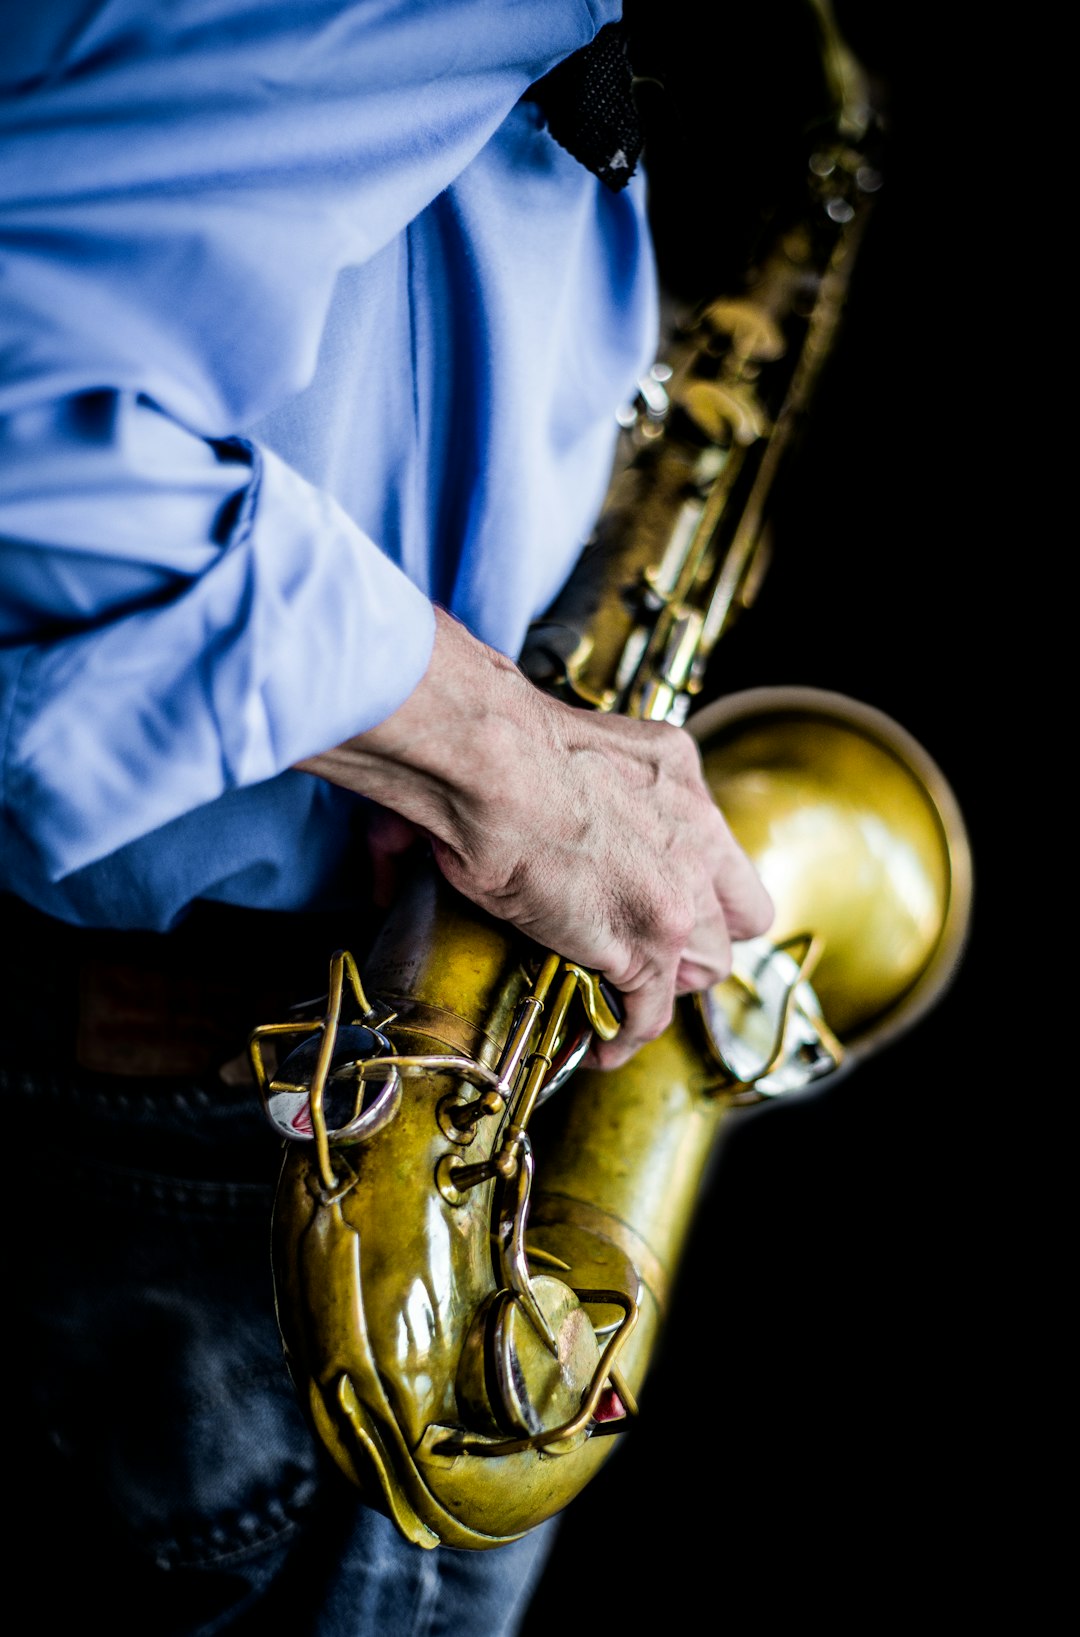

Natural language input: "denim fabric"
[4,1051,557,1635]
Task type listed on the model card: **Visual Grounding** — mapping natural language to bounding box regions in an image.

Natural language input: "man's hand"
[296,607,774,1068]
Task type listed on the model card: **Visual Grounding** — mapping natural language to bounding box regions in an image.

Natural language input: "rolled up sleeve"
[0,1,618,884]
[1,414,436,880]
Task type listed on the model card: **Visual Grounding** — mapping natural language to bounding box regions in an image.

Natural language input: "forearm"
[297,608,541,867]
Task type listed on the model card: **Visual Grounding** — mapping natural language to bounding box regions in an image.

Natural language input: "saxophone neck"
[519,85,882,728]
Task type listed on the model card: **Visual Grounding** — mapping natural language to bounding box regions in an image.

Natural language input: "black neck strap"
[524,22,643,194]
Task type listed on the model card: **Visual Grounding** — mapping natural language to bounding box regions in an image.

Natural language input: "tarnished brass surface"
[253,5,973,1551]
[268,676,973,1548]
[270,872,650,1548]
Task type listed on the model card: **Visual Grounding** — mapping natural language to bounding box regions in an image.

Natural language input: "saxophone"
[248,5,972,1551]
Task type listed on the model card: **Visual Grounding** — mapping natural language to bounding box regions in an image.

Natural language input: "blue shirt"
[0,0,658,930]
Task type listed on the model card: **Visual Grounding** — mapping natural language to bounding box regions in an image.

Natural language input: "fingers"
[583,815,774,1072]
[350,670,775,1072]
[674,957,722,996]
[611,875,771,1063]
[665,823,775,996]
[710,820,775,943]
[585,972,679,1070]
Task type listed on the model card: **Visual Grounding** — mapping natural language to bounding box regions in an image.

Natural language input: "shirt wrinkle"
[0,0,655,930]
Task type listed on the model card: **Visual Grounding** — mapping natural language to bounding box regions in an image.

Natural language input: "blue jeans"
[3,914,557,1636]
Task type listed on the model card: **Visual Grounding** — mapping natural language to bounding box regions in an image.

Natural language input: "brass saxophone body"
[249,11,973,1551]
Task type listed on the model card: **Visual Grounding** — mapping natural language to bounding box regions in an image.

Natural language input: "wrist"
[295,607,543,851]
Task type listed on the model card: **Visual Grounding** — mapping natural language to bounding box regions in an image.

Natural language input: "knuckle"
[666,898,697,948]
[641,1013,671,1044]
[438,838,527,909]
[646,884,694,951]
[641,995,676,1042]
[620,998,673,1052]
[659,722,701,778]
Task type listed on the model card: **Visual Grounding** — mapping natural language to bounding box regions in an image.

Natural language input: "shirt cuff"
[3,442,437,881]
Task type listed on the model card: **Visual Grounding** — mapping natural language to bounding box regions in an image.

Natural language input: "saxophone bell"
[253,677,970,1550]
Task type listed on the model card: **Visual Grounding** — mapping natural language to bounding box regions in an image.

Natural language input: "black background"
[522,5,1010,1627]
